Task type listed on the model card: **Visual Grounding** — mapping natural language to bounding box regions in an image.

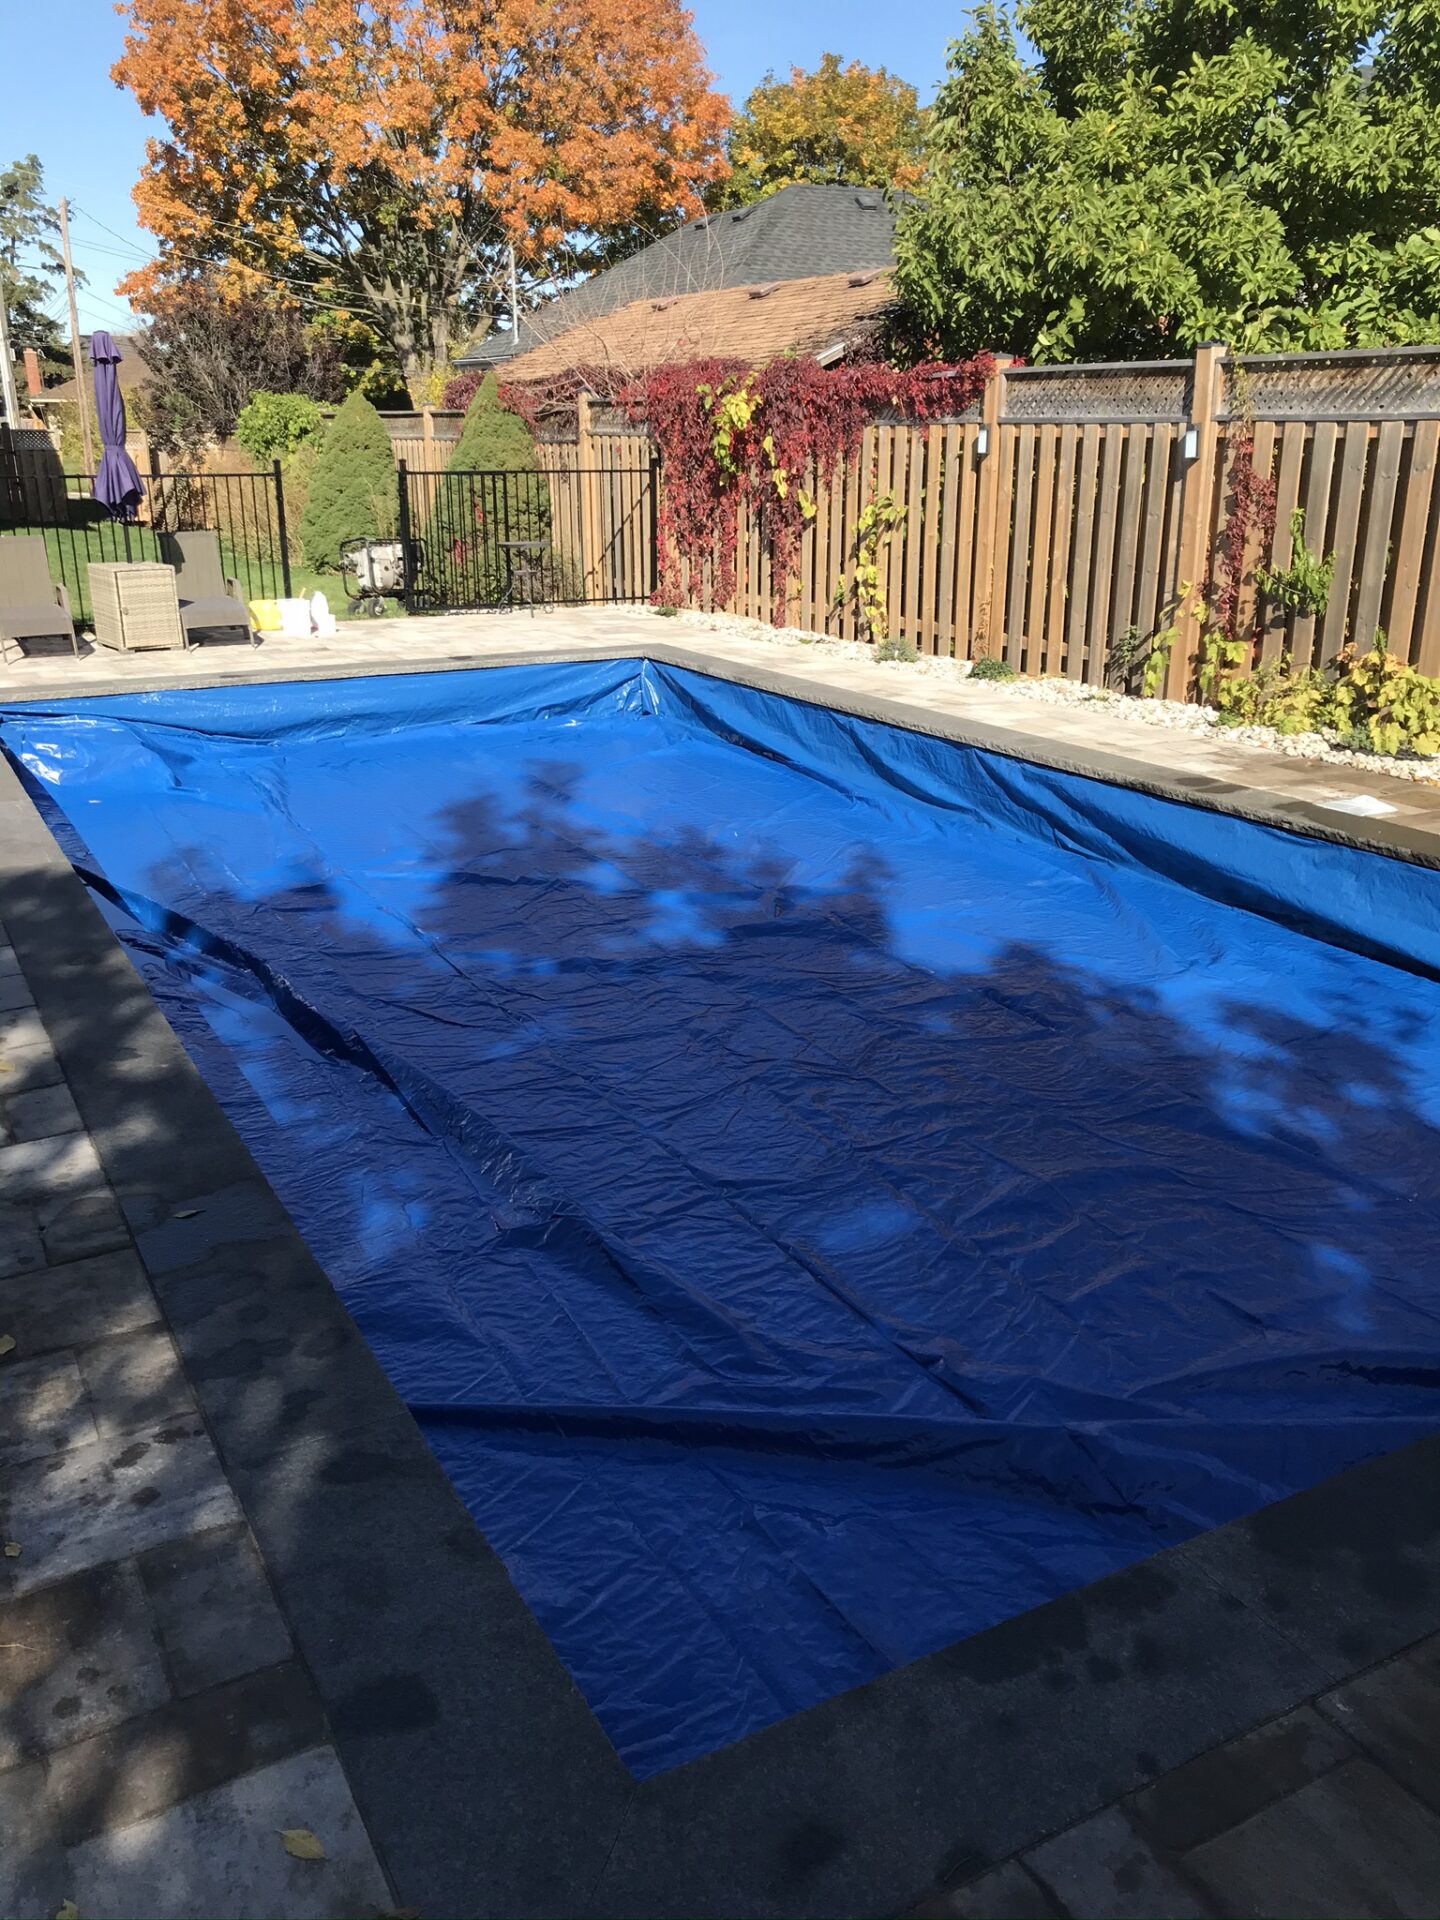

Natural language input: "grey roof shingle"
[458,183,897,368]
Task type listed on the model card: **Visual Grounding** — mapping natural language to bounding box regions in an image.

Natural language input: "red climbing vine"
[629,355,994,617]
[1210,424,1277,648]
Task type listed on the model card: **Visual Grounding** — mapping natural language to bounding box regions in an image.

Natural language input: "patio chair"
[158,531,257,646]
[0,536,78,660]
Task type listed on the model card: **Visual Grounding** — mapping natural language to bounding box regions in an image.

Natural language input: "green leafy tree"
[234,392,326,464]
[0,155,73,379]
[893,1,1440,362]
[715,54,926,208]
[298,390,397,568]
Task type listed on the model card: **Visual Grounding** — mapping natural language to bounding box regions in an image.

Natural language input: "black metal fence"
[0,454,290,626]
[399,460,656,612]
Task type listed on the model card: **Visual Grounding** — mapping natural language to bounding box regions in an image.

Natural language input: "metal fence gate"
[398,459,657,612]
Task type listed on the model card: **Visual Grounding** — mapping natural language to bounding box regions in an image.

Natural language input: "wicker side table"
[89,562,186,652]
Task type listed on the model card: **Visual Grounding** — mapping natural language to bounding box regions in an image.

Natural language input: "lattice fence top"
[1225,349,1440,419]
[1003,362,1190,423]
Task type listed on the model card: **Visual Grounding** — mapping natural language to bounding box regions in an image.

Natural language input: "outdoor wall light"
[1182,425,1199,460]
[976,425,990,457]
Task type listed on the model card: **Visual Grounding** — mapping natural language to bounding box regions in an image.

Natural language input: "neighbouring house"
[457,183,899,382]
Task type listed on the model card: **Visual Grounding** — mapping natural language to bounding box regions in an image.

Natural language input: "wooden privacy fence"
[682,344,1440,698]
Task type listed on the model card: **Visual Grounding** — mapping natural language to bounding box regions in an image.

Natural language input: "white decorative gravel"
[665,609,1440,788]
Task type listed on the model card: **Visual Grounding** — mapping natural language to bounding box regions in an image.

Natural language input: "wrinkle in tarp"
[4,659,1440,1778]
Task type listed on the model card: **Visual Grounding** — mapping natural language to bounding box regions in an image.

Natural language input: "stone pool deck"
[2,608,1440,1918]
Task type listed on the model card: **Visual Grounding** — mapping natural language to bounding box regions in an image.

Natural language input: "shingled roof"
[457,183,897,370]
[499,269,896,385]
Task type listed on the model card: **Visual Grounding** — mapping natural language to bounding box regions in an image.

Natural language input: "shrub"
[298,391,397,570]
[448,371,540,476]
[280,439,321,565]
[970,656,1016,682]
[875,634,918,663]
[235,391,326,465]
[1329,634,1440,756]
[442,371,551,597]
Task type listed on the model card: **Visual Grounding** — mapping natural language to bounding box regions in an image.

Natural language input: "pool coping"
[2,650,1439,1917]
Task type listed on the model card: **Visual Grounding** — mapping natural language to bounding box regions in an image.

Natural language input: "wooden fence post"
[421,405,435,464]
[576,391,603,596]
[970,354,1014,658]
[1166,341,1226,698]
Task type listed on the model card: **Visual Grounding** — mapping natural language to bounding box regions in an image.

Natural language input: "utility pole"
[0,271,19,428]
[508,242,520,344]
[57,198,94,472]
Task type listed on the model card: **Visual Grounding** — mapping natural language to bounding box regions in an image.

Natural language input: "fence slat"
[1026,425,1058,675]
[936,425,961,657]
[1109,423,1147,654]
[1086,427,1123,684]
[1390,421,1439,664]
[1047,426,1077,675]
[1262,424,1308,662]
[1067,425,1102,678]
[1321,422,1372,659]
[1133,424,1171,649]
[1352,418,1404,649]
[1006,425,1036,670]
[919,425,942,652]
[1293,421,1338,667]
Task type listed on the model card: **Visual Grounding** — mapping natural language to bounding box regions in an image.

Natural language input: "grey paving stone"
[2,1419,241,1597]
[37,1188,130,1265]
[0,1351,98,1465]
[1126,1706,1354,1853]
[0,1007,47,1052]
[46,1660,327,1846]
[0,1132,103,1203]
[0,1247,160,1354]
[1186,1757,1440,1920]
[0,1041,65,1096]
[0,1560,170,1767]
[1024,1807,1212,1919]
[5,1082,81,1143]
[0,1202,44,1280]
[1320,1636,1440,1818]
[138,1523,292,1697]
[0,1759,65,1920]
[77,1327,194,1437]
[0,973,35,1014]
[913,1860,1059,1918]
[237,1425,634,1920]
[1188,1434,1440,1681]
[62,1744,392,1920]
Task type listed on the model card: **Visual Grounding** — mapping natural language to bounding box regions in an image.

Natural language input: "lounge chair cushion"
[178,595,252,633]
[0,603,76,640]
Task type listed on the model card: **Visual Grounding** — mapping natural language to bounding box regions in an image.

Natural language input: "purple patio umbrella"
[89,331,144,521]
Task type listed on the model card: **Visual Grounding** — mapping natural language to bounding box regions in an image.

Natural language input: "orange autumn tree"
[114,0,730,400]
[717,54,927,208]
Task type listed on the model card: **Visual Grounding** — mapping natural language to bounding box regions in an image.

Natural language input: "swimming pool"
[5,658,1439,1779]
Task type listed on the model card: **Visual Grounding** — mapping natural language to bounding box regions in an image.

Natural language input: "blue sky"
[6,0,964,331]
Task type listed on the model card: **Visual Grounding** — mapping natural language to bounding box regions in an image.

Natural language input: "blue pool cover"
[5,658,1440,1777]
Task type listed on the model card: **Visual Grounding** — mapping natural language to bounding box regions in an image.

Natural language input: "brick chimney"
[22,348,42,397]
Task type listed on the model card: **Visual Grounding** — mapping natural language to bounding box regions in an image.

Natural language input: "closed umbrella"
[89,331,144,521]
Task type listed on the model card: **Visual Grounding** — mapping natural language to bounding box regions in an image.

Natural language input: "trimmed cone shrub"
[443,371,550,597]
[447,371,539,474]
[298,391,397,570]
